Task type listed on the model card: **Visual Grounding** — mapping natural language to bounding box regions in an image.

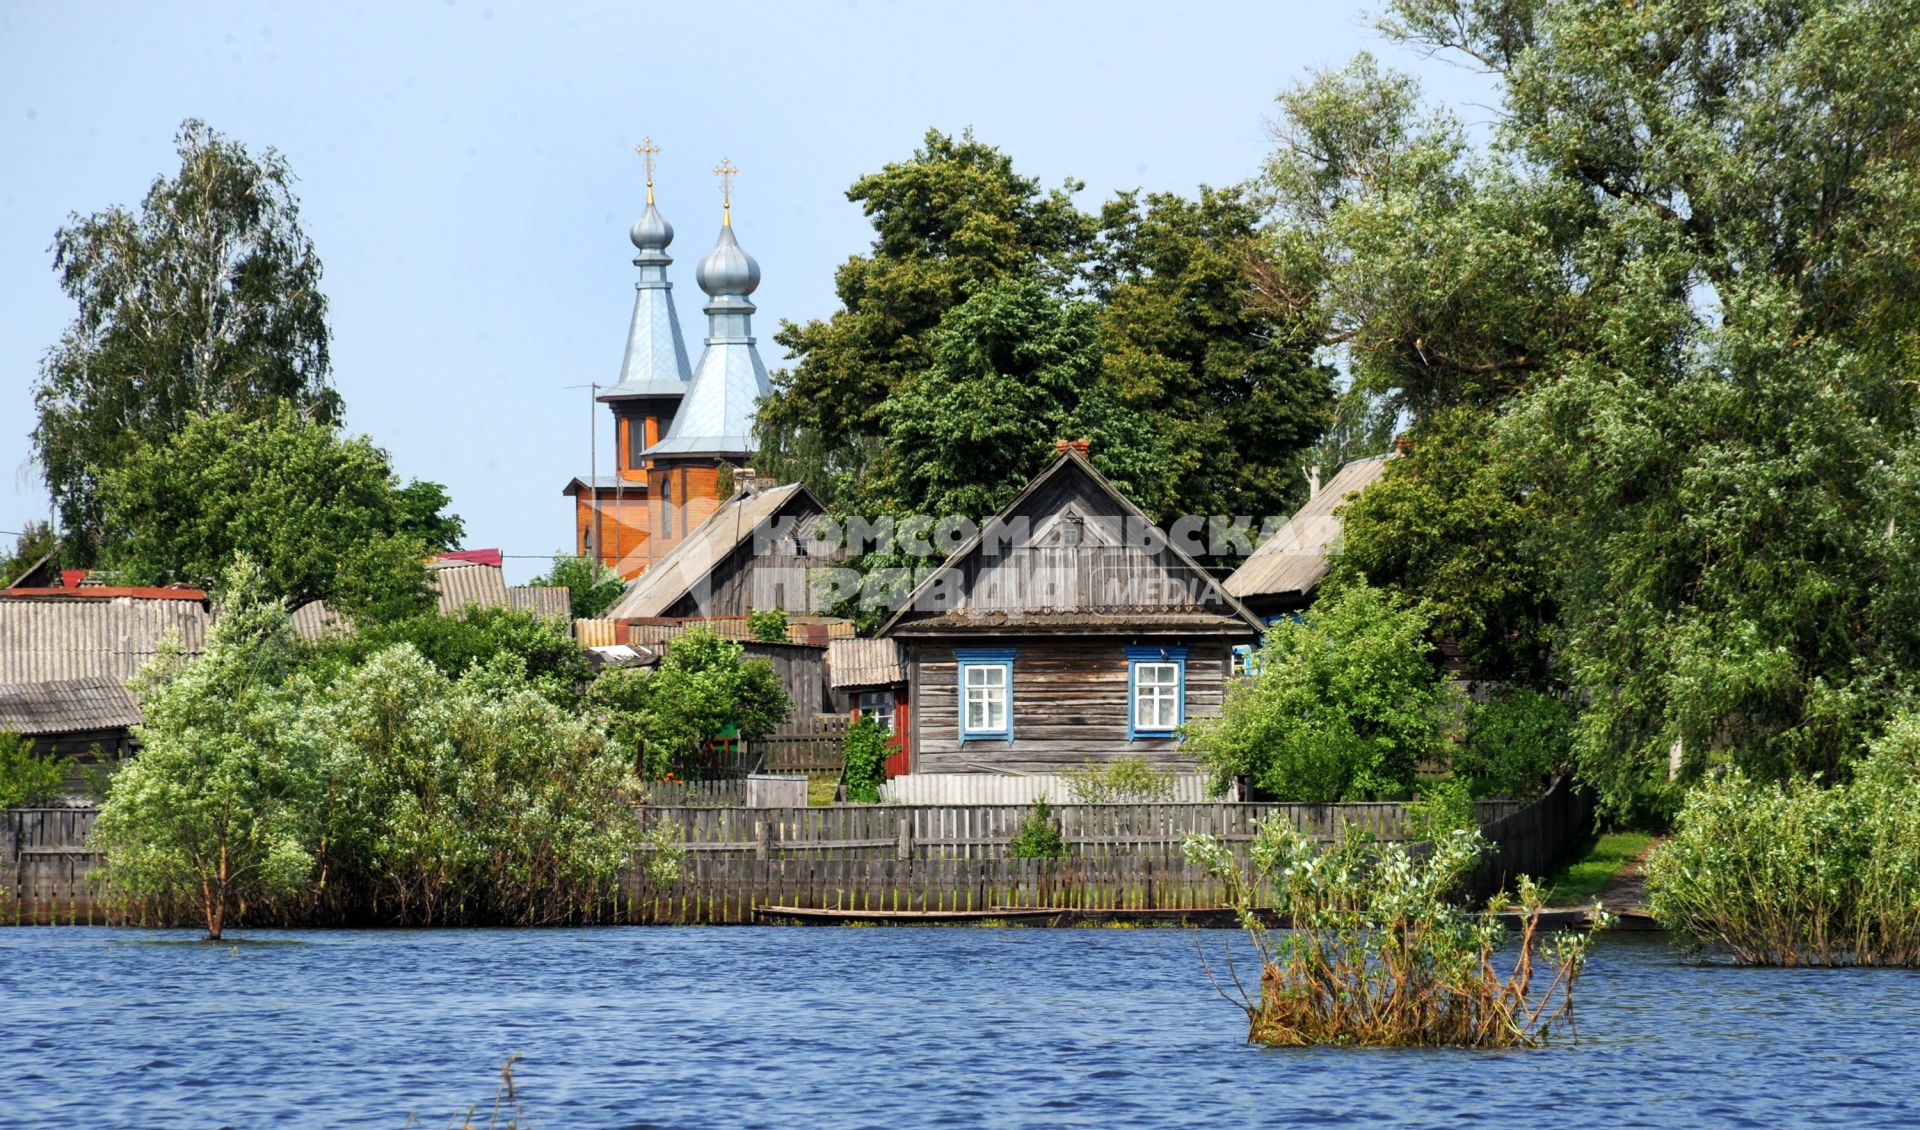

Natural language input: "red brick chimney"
[1055,437,1092,457]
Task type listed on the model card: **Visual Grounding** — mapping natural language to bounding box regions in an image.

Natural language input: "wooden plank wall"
[910,639,1229,773]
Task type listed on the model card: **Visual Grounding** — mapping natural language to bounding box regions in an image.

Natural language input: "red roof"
[435,548,503,568]
[0,586,208,601]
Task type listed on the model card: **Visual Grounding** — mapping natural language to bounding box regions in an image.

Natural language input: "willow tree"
[33,119,339,564]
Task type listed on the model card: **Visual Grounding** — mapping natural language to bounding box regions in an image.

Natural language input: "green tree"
[33,120,340,564]
[91,558,324,939]
[1331,407,1556,683]
[874,274,1167,519]
[1187,580,1445,801]
[1093,187,1335,522]
[754,130,1093,501]
[840,713,891,803]
[299,604,592,708]
[531,553,625,620]
[0,732,69,808]
[588,630,790,779]
[96,406,462,618]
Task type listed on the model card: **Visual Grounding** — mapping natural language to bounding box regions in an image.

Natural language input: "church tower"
[641,157,771,551]
[563,150,770,580]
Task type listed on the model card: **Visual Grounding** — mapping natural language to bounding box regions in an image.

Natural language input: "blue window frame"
[1230,644,1261,678]
[955,648,1016,743]
[1126,646,1188,740]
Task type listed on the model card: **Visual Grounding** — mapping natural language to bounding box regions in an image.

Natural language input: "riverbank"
[2,927,1912,1127]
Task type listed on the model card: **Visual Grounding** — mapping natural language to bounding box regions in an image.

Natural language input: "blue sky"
[0,1,1496,581]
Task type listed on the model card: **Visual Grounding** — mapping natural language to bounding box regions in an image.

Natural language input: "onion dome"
[630,202,673,253]
[696,224,761,297]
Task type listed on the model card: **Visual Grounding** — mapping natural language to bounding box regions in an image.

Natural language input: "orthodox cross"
[714,157,737,223]
[635,137,660,203]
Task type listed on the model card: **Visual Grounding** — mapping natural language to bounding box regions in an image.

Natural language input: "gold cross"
[635,137,660,203]
[714,157,737,223]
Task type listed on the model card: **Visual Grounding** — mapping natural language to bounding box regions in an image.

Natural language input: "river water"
[0,926,1915,1127]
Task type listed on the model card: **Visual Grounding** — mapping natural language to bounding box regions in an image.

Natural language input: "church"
[562,150,771,579]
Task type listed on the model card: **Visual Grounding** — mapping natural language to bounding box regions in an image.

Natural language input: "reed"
[1185,821,1602,1048]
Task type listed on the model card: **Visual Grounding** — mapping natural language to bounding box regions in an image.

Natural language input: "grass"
[1543,831,1654,906]
[807,776,840,806]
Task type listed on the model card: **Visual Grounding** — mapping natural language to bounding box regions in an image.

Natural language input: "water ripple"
[1,928,1917,1127]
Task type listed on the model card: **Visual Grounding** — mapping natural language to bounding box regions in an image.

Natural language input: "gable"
[879,452,1261,634]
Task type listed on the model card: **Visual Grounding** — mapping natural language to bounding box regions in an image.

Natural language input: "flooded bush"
[1184,821,1602,1047]
[1645,736,1920,966]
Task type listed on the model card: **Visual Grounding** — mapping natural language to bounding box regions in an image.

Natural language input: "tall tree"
[33,119,339,564]
[1297,2,1920,805]
[97,406,463,619]
[1093,186,1335,522]
[875,274,1167,520]
[754,130,1093,501]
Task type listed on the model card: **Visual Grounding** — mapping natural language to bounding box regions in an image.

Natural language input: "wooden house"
[604,481,832,621]
[876,442,1263,776]
[1223,453,1394,621]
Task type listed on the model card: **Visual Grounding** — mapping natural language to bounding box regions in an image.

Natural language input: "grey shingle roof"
[827,637,906,690]
[0,596,210,684]
[605,483,818,619]
[1223,454,1395,602]
[0,676,142,735]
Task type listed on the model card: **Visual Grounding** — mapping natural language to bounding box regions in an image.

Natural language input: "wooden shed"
[878,444,1262,776]
[1223,453,1395,620]
[0,675,142,768]
[605,482,833,620]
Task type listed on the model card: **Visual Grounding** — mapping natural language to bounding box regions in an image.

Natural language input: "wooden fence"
[754,719,847,778]
[1,794,1559,927]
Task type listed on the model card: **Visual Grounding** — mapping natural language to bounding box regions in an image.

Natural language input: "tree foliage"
[33,120,340,564]
[91,558,323,939]
[840,713,891,804]
[97,406,462,619]
[1188,581,1444,801]
[530,553,626,620]
[1276,2,1920,808]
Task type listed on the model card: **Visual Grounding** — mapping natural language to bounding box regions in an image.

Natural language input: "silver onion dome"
[696,223,761,297]
[630,202,673,252]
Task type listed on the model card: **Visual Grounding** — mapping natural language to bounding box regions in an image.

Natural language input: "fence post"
[896,817,911,861]
[754,821,770,861]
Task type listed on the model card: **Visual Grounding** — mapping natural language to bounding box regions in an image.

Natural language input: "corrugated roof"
[827,637,906,690]
[289,601,355,641]
[0,596,211,684]
[0,676,142,735]
[508,586,572,619]
[605,484,819,619]
[1224,454,1395,601]
[427,561,511,615]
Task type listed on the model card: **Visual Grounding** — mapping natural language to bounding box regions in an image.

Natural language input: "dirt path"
[1592,837,1660,914]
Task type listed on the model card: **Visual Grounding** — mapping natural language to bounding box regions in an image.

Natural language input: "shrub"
[1184,821,1603,1047]
[589,630,791,780]
[1008,797,1069,860]
[1455,690,1573,799]
[747,607,790,642]
[1645,730,1920,966]
[1063,756,1176,803]
[1186,581,1446,801]
[1404,777,1477,842]
[840,714,890,803]
[0,732,69,808]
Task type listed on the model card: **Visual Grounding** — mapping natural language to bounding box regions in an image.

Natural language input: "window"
[1231,644,1259,678]
[857,690,895,733]
[1126,646,1188,739]
[954,648,1016,743]
[625,417,644,470]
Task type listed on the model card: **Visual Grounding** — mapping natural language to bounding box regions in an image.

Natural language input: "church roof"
[598,182,693,402]
[644,214,769,460]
